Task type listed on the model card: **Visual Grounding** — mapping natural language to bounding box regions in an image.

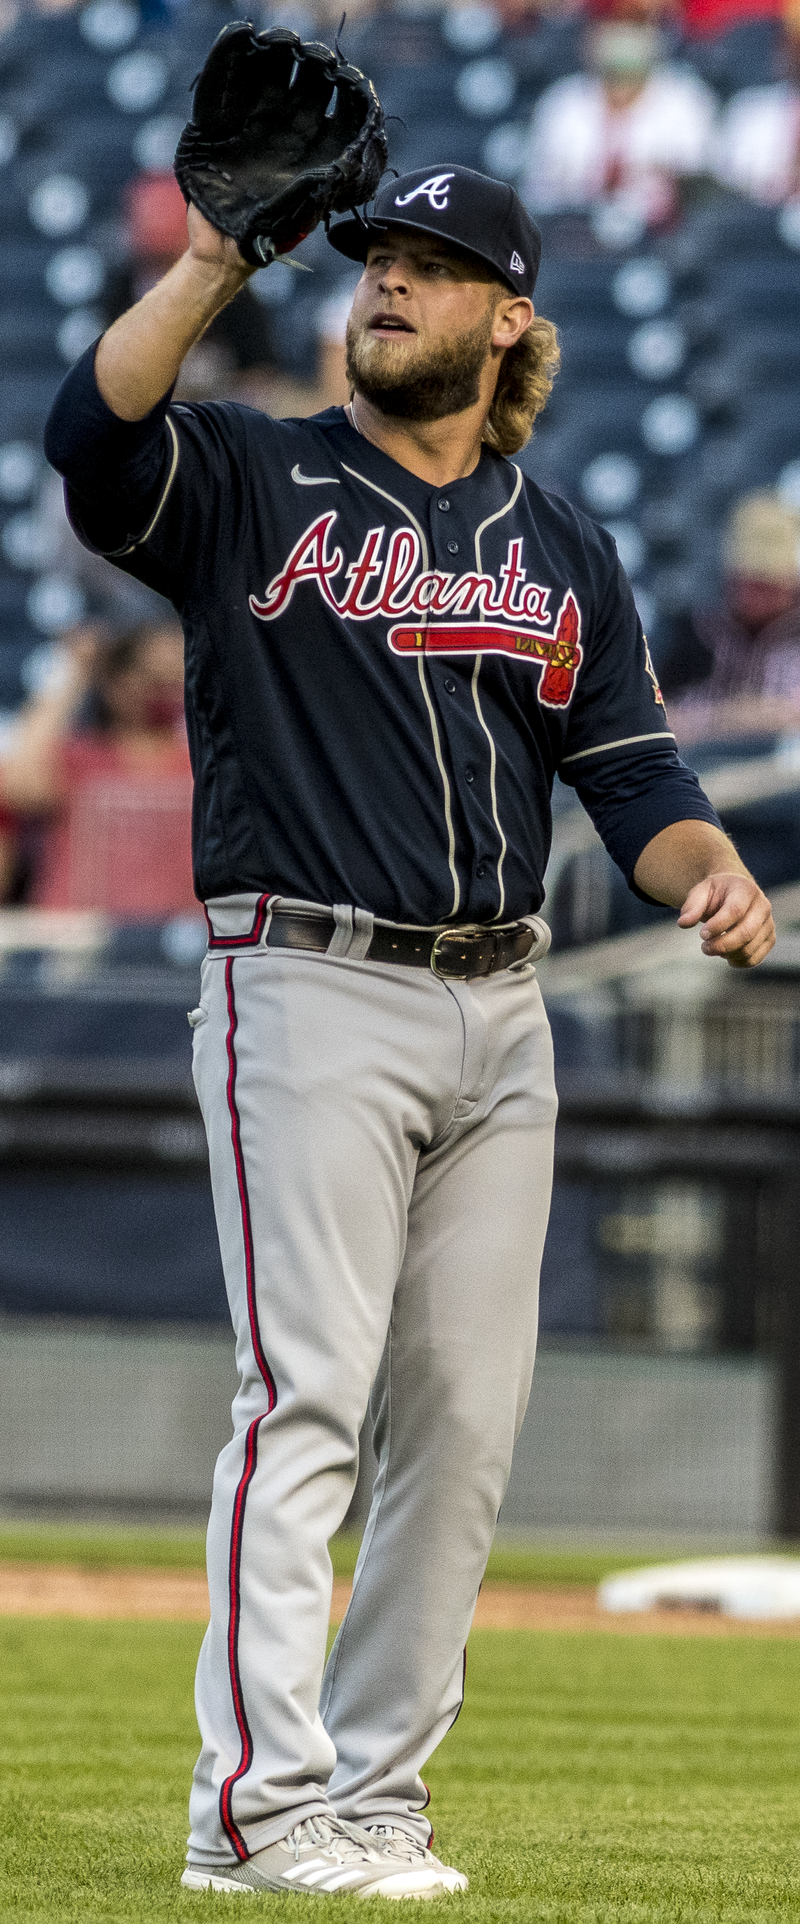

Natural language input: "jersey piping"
[470,657,507,919]
[469,464,523,919]
[561,729,677,765]
[103,415,181,558]
[341,460,461,917]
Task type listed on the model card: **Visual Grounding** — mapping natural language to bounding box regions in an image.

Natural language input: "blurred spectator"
[660,490,800,739]
[0,618,196,914]
[520,0,716,229]
[713,0,800,203]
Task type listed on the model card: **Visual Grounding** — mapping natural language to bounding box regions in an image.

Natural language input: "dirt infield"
[1,1563,800,1635]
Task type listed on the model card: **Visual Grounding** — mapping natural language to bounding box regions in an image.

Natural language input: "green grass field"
[3,1520,796,1588]
[1,1606,799,1922]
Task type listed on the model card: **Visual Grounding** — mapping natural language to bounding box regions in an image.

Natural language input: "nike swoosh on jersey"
[291,466,340,486]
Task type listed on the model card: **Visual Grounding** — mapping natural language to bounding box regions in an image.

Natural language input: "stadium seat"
[527,382,702,500]
[504,8,587,92]
[555,316,689,396]
[0,374,63,442]
[0,307,61,368]
[538,254,674,328]
[685,412,800,524]
[689,329,800,426]
[0,633,39,708]
[685,255,800,347]
[387,113,486,177]
[663,195,791,288]
[51,118,138,198]
[682,16,783,96]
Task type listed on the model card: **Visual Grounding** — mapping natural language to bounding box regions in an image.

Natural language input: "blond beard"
[345,307,496,422]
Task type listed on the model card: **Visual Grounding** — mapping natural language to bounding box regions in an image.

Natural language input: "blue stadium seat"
[51,117,138,197]
[389,117,486,176]
[554,316,689,400]
[0,307,61,367]
[526,384,702,502]
[689,328,800,426]
[682,16,783,96]
[0,373,63,440]
[512,10,586,90]
[664,195,791,287]
[538,253,675,328]
[687,411,800,522]
[0,238,55,294]
[686,255,800,344]
[536,257,625,324]
[0,633,39,708]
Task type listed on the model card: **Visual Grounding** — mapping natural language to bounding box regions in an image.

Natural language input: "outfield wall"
[0,1318,776,1535]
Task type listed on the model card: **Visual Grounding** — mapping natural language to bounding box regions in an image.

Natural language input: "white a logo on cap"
[510,251,525,275]
[395,173,455,212]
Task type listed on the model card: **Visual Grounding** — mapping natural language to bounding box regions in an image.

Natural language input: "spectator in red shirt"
[0,618,196,916]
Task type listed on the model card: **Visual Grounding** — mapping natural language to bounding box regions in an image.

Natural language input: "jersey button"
[465,766,475,784]
[444,676,456,694]
[476,860,488,879]
[438,497,450,511]
[447,540,459,555]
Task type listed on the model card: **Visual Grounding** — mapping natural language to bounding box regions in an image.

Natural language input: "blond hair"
[482,312,560,458]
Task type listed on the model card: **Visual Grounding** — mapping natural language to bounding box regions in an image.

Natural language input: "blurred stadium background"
[1,0,800,1548]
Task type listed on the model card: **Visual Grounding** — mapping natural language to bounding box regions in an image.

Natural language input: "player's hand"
[678,871,775,968]
[186,202,254,280]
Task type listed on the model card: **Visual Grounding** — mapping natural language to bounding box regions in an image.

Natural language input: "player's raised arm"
[95,208,254,423]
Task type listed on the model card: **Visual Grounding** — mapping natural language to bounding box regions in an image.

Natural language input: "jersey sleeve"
[44,345,249,610]
[558,544,721,891]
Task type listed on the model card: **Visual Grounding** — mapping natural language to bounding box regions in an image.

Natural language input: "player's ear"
[491,297,533,352]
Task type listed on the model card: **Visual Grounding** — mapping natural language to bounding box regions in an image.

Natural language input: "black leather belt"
[266,910,536,979]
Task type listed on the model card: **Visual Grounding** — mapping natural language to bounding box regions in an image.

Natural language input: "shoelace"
[365,1824,430,1863]
[283,1816,380,1864]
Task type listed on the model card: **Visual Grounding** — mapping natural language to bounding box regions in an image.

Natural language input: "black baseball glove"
[174,20,388,267]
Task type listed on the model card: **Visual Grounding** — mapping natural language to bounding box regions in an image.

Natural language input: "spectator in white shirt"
[520,2,717,229]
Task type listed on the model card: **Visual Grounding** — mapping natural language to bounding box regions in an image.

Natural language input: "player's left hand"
[678,872,775,968]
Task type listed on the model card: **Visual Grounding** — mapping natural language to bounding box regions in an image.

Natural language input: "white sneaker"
[180,1813,446,1899]
[363,1823,468,1894]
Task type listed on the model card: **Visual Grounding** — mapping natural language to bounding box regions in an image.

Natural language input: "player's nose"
[377,256,412,295]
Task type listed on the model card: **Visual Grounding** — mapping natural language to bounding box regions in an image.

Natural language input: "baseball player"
[45,116,774,1904]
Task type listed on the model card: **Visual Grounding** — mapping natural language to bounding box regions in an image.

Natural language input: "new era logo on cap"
[328,164,542,300]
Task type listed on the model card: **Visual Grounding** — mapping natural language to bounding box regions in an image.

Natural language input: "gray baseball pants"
[186,894,557,1867]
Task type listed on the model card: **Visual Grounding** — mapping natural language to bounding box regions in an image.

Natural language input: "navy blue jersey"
[45,348,719,923]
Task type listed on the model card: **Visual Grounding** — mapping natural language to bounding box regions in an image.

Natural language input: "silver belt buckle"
[430,924,485,979]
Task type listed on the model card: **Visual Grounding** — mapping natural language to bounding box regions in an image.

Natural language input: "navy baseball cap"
[328,165,542,299]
